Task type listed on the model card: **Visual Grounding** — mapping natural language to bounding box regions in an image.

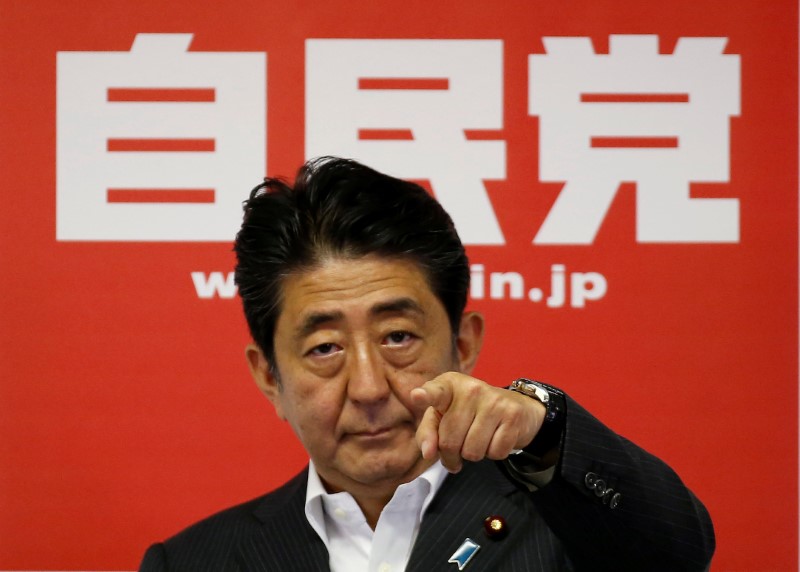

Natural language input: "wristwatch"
[508,378,566,457]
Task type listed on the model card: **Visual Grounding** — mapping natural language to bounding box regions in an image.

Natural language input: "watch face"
[512,379,549,404]
[511,379,567,426]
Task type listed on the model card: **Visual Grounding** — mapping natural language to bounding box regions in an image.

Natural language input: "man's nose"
[346,344,391,404]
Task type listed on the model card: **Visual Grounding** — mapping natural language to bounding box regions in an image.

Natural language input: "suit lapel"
[231,462,552,572]
[406,461,532,572]
[236,468,330,572]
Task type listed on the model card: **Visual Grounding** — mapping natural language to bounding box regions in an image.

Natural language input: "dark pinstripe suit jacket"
[140,396,714,571]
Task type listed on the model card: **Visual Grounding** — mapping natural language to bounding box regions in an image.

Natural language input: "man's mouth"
[346,421,413,441]
[351,426,393,438]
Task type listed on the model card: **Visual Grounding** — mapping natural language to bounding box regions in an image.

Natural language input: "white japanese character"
[530,35,740,244]
[57,33,266,241]
[306,39,506,245]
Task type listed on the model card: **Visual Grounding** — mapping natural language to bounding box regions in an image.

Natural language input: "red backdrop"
[0,1,797,570]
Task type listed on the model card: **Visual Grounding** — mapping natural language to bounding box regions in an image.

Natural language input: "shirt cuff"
[503,453,558,491]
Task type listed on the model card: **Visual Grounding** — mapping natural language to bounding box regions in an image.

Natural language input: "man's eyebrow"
[294,299,424,339]
[295,311,344,340]
[369,297,424,317]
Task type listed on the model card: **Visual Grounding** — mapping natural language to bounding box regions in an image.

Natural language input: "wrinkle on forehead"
[286,257,429,300]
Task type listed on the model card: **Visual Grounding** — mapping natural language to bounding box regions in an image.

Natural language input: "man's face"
[247,255,482,499]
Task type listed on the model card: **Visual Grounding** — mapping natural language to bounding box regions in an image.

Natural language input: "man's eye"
[309,343,339,356]
[385,331,414,346]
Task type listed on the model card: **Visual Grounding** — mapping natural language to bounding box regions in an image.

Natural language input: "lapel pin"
[483,514,508,540]
[448,538,481,570]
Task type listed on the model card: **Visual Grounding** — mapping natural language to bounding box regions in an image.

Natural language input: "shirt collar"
[304,459,448,544]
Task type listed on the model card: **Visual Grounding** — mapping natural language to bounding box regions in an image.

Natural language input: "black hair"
[234,156,469,372]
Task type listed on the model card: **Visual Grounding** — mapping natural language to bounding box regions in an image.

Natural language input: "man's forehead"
[282,256,432,299]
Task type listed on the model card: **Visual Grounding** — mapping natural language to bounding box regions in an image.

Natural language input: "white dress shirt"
[304,460,448,572]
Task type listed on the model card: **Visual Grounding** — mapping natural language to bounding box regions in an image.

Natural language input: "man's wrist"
[508,379,566,459]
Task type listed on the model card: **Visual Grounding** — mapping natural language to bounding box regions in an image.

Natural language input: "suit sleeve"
[513,392,715,572]
[139,543,168,572]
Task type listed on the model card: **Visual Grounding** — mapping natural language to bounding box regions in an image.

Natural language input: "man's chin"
[343,451,431,489]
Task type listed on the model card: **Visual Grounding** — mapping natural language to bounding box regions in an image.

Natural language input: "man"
[140,157,714,571]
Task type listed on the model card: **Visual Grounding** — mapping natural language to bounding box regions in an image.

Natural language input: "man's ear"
[245,343,285,420]
[456,311,485,375]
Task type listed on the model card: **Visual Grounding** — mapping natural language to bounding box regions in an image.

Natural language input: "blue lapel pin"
[448,538,481,570]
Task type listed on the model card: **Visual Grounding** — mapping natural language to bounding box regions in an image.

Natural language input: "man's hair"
[234,156,470,370]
